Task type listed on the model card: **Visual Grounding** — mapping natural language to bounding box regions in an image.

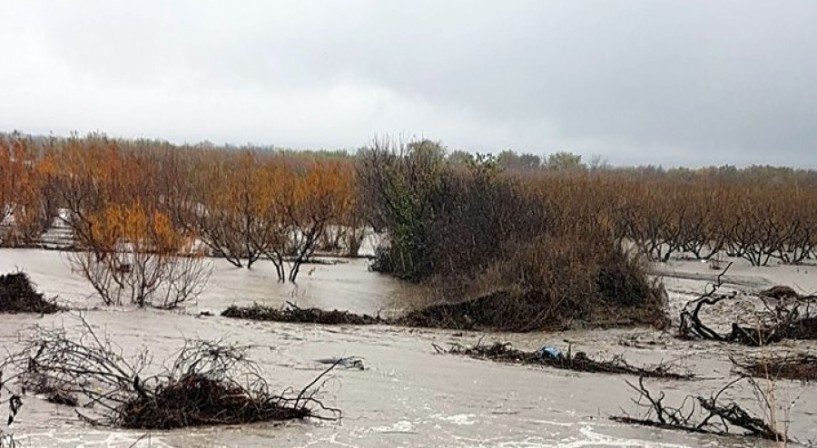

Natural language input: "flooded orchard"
[1,249,815,447]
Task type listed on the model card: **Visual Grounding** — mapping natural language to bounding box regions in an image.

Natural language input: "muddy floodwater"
[1,249,816,447]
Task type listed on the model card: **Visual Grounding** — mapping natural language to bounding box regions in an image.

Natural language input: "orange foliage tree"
[9,131,817,296]
[283,161,355,281]
[0,134,49,246]
[48,135,210,307]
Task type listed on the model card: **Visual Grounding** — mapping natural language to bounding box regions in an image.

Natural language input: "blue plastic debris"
[536,346,561,359]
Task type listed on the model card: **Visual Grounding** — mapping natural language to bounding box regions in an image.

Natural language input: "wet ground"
[1,249,815,447]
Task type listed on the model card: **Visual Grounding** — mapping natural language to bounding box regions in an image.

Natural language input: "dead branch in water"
[678,262,735,342]
[14,313,341,429]
[612,376,791,443]
[679,263,817,346]
[433,341,692,380]
[222,302,384,325]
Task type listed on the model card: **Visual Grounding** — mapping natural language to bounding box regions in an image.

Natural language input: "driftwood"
[612,376,790,443]
[14,314,341,429]
[222,302,383,325]
[679,263,817,346]
[433,341,692,380]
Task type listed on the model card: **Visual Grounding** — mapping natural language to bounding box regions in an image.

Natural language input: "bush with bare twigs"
[13,315,341,429]
[67,248,211,309]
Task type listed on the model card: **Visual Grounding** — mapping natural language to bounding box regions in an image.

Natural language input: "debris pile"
[118,373,310,429]
[222,302,383,325]
[433,341,691,380]
[679,264,817,346]
[17,315,340,429]
[0,272,60,314]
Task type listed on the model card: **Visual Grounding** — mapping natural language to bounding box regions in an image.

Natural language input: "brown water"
[1,249,815,447]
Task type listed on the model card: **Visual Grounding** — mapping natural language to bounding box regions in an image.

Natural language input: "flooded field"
[1,249,816,447]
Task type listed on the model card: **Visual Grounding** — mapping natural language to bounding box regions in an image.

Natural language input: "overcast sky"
[1,1,816,167]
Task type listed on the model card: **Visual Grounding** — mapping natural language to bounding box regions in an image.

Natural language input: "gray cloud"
[1,0,816,167]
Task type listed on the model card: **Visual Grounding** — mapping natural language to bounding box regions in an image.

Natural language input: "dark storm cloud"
[1,1,815,167]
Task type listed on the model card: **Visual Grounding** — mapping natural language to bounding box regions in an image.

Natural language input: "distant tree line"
[3,132,817,311]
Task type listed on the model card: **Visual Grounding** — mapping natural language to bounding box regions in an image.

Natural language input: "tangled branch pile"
[433,342,691,380]
[222,302,383,325]
[16,316,339,429]
[734,354,817,382]
[679,264,817,345]
[612,377,790,443]
[681,295,817,346]
[0,272,60,314]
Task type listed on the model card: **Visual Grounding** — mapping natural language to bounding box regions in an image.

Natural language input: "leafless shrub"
[67,250,211,309]
[14,314,340,429]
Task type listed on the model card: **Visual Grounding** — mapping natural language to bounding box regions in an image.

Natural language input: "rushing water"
[1,249,815,447]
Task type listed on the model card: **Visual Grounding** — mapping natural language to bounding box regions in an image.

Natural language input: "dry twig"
[13,313,341,429]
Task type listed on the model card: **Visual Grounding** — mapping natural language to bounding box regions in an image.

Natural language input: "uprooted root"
[679,263,817,346]
[733,354,817,382]
[612,376,791,443]
[0,272,60,314]
[433,342,692,380]
[14,314,341,429]
[222,302,384,325]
